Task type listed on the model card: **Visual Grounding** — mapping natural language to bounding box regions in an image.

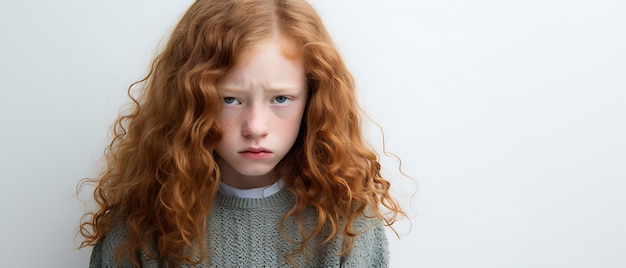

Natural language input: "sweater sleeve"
[340,216,390,268]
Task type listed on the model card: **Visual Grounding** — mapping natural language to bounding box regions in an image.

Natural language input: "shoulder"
[89,222,130,267]
[341,212,390,268]
[89,223,160,268]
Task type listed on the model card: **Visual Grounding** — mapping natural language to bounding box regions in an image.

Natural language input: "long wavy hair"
[79,0,405,266]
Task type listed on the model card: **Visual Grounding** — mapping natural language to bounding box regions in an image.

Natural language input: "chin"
[236,166,276,177]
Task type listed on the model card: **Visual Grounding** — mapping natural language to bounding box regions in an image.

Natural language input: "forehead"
[220,35,306,91]
[237,33,301,66]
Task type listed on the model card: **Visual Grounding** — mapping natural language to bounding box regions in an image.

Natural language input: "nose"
[241,104,269,140]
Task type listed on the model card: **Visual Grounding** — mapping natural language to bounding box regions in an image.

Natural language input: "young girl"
[80,0,405,267]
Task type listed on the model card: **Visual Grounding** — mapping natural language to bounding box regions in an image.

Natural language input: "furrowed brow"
[220,86,304,94]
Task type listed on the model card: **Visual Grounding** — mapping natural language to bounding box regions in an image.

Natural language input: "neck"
[221,175,278,189]
[217,159,278,189]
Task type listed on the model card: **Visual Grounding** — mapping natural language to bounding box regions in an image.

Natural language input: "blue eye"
[223,97,239,105]
[273,96,289,104]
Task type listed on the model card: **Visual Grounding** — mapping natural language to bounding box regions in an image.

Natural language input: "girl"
[80,0,405,267]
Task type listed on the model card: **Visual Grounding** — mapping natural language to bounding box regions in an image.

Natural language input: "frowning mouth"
[238,147,272,159]
[239,147,272,154]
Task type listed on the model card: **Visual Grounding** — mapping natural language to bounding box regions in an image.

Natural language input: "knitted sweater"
[89,189,389,267]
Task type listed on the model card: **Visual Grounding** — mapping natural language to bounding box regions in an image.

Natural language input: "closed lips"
[239,148,272,153]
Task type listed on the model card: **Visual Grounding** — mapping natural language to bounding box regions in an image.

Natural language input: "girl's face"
[215,36,307,189]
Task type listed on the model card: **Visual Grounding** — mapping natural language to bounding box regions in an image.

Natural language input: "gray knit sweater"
[89,189,389,267]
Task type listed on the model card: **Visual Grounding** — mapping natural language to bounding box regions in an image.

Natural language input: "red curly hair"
[79,0,405,266]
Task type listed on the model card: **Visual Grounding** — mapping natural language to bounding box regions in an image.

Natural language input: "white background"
[1,0,624,267]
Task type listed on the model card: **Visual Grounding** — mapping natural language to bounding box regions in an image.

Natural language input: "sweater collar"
[215,185,294,210]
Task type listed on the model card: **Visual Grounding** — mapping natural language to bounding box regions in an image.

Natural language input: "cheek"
[217,117,238,146]
[280,108,305,135]
[218,113,237,132]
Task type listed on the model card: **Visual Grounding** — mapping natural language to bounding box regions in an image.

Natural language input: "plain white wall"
[1,0,624,267]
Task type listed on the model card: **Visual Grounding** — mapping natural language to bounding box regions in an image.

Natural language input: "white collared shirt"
[218,179,285,198]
